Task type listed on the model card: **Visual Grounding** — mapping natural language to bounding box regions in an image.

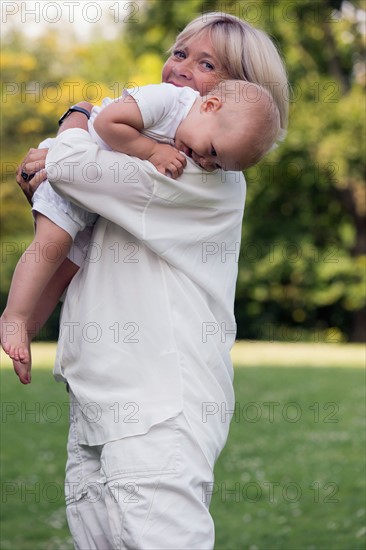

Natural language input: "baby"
[0,80,280,377]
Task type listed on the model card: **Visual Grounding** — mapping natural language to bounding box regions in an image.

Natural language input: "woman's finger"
[22,148,48,175]
[16,148,49,203]
[16,170,33,204]
[29,169,47,191]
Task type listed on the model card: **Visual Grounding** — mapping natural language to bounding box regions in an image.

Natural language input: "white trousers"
[65,403,216,549]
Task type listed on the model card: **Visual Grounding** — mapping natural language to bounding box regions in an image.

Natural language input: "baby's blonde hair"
[207,80,281,169]
[173,12,289,135]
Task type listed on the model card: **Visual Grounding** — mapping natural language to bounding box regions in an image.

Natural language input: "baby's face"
[175,113,220,172]
[175,108,248,172]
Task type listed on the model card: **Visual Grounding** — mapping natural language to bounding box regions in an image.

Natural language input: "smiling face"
[174,79,281,172]
[175,121,246,172]
[174,97,250,172]
[174,106,220,171]
[162,33,229,96]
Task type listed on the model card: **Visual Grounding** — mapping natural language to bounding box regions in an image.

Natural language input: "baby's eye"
[211,147,217,157]
[173,49,186,59]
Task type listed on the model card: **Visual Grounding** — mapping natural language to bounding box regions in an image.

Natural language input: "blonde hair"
[207,80,281,169]
[173,12,289,135]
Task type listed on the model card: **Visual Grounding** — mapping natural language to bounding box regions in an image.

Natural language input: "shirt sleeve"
[46,128,156,241]
[124,83,177,130]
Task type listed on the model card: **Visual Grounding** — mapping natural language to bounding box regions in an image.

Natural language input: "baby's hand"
[148,144,187,179]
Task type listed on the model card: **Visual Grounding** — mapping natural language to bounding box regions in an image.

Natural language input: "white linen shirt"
[47,129,246,466]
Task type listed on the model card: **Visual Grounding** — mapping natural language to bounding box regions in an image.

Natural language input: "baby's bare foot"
[0,314,30,364]
[13,356,32,385]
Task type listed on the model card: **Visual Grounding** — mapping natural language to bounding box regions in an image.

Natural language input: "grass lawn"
[1,342,365,549]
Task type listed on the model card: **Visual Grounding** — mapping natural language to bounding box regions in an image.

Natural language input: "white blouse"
[47,128,246,466]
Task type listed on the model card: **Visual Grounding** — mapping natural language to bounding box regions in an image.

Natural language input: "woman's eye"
[211,147,217,157]
[202,61,214,70]
[173,50,186,59]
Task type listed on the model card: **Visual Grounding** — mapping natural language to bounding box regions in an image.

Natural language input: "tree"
[123,0,365,341]
[1,1,364,341]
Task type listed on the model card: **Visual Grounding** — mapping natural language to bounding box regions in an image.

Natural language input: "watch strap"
[58,106,91,127]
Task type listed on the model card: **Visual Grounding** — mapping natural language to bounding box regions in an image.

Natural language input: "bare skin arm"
[12,258,79,384]
[93,96,186,179]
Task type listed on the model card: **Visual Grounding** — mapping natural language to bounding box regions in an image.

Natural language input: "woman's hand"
[16,101,93,204]
[16,148,48,204]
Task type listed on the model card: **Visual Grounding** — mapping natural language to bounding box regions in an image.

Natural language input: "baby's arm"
[93,97,186,179]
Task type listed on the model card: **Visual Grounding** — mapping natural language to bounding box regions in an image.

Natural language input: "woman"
[18,12,288,196]
[14,13,288,549]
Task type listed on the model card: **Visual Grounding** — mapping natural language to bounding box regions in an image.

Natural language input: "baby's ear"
[201,96,222,113]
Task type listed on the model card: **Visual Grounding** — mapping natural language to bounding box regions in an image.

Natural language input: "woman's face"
[162,33,229,95]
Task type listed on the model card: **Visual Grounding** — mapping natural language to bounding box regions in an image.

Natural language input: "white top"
[47,129,246,466]
[88,83,199,149]
[32,84,198,260]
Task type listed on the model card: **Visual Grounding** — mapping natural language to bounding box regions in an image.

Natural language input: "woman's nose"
[174,59,192,79]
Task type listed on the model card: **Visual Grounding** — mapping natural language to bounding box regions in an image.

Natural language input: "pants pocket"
[101,416,179,481]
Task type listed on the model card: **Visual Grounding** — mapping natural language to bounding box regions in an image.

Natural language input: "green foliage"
[124,0,205,57]
[233,0,365,341]
[0,0,365,340]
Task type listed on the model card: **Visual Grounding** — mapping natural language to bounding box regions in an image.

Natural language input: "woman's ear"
[200,96,222,113]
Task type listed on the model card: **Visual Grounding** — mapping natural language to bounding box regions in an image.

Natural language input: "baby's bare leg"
[10,257,79,385]
[0,213,72,367]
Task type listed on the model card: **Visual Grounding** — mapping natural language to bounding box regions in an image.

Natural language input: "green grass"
[1,343,365,549]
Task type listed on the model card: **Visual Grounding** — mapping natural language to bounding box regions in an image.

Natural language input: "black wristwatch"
[58,105,91,127]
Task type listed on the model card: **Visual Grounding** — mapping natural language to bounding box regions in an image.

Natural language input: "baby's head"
[170,12,289,133]
[208,80,281,170]
[175,80,281,172]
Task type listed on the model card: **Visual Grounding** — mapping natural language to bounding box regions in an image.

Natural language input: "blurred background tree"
[1,0,365,342]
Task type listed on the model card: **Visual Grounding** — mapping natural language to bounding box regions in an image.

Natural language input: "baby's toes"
[9,346,20,361]
[1,341,11,355]
[13,361,31,385]
[18,348,30,364]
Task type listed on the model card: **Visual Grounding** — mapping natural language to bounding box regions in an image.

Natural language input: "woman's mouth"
[169,81,184,88]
